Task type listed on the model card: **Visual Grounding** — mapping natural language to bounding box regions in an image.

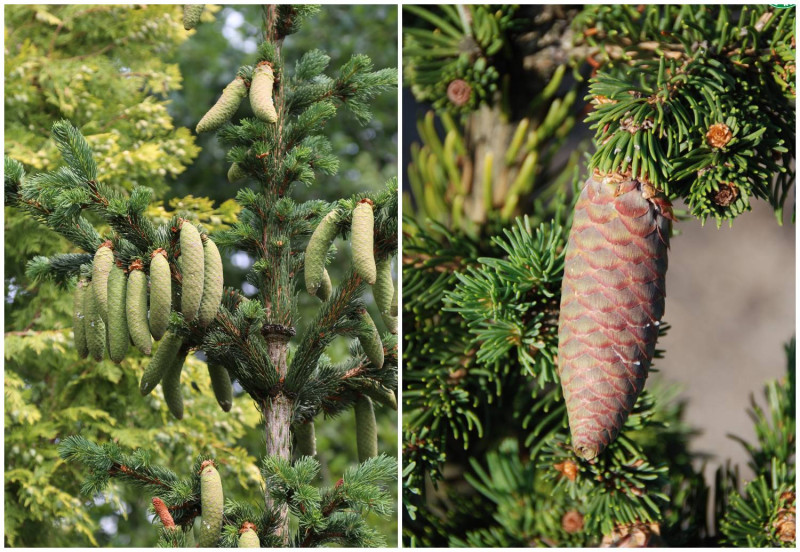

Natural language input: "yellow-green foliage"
[91,245,114,324]
[106,264,129,364]
[351,201,377,284]
[84,281,106,362]
[179,222,205,323]
[249,63,278,123]
[146,195,240,233]
[161,349,187,420]
[126,268,152,355]
[207,364,232,412]
[4,330,262,547]
[198,462,224,547]
[73,279,89,359]
[148,251,172,340]
[196,77,247,133]
[4,5,200,196]
[354,395,378,462]
[304,210,340,295]
[197,236,224,326]
[294,421,316,457]
[373,258,394,314]
[358,309,384,369]
[141,331,182,396]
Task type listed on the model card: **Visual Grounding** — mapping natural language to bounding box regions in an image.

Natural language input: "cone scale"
[557,175,672,460]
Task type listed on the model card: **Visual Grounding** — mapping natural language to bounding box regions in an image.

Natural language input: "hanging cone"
[557,174,672,460]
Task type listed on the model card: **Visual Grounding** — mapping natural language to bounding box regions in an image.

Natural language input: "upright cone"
[557,175,671,460]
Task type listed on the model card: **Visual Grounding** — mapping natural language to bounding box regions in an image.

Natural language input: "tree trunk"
[263,334,292,544]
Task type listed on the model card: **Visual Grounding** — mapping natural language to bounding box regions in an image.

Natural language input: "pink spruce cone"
[557,175,673,460]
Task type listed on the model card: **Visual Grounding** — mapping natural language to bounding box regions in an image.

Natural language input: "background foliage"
[4,4,398,546]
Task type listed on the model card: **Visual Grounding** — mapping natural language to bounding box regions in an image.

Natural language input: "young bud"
[197,236,223,327]
[196,77,248,133]
[250,62,278,123]
[148,250,172,340]
[198,461,224,547]
[351,200,376,284]
[91,242,114,324]
[354,395,378,462]
[107,264,129,364]
[73,278,89,359]
[126,264,152,355]
[304,210,339,295]
[179,221,205,323]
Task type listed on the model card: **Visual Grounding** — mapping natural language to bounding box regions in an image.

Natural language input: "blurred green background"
[4,4,398,547]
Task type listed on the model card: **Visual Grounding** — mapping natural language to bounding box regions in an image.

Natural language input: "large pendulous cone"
[557,175,672,461]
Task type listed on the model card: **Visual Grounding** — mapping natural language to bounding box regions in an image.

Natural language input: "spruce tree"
[6,4,398,547]
[402,5,794,546]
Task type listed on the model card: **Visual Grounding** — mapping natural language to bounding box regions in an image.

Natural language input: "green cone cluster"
[71,234,229,419]
[198,461,224,547]
[250,62,278,123]
[196,77,248,134]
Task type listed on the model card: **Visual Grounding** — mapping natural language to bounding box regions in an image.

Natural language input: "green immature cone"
[85,281,106,361]
[198,461,224,547]
[294,421,316,457]
[558,175,672,460]
[381,312,398,335]
[227,162,246,183]
[250,62,278,123]
[73,278,89,359]
[207,364,233,412]
[354,395,378,462]
[197,236,224,327]
[182,4,204,30]
[149,249,171,340]
[107,264,129,363]
[318,268,333,301]
[305,210,339,295]
[362,381,397,411]
[351,200,376,284]
[141,331,182,396]
[373,258,394,314]
[126,265,152,355]
[238,525,260,548]
[179,221,205,323]
[358,309,384,369]
[91,242,114,324]
[196,77,247,133]
[162,348,187,420]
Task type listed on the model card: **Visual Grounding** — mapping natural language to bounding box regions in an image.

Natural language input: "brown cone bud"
[447,79,472,107]
[562,510,584,534]
[712,182,739,207]
[706,123,732,148]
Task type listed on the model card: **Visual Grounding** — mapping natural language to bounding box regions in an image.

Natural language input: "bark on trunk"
[263,333,292,544]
